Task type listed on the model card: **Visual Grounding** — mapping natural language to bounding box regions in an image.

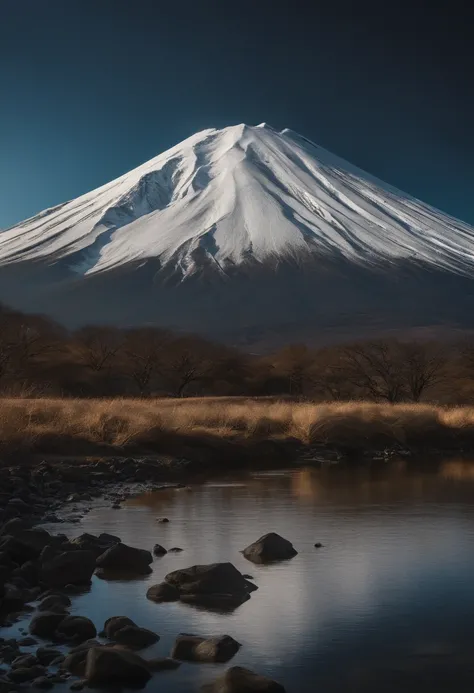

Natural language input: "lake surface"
[20,460,474,691]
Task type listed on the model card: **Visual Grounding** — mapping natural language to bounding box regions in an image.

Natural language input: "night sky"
[0,0,473,228]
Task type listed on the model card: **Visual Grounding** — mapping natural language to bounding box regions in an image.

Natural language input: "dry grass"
[1,396,474,462]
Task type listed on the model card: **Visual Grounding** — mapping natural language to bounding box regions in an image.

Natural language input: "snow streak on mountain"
[2,123,474,345]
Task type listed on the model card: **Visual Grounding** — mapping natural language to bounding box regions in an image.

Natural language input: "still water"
[41,461,474,691]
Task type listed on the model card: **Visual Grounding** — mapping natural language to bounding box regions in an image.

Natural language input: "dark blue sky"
[1,0,473,228]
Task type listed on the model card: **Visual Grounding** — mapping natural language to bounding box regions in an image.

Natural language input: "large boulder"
[162,562,255,607]
[85,647,151,688]
[1,530,58,566]
[29,611,66,638]
[36,648,62,666]
[37,593,71,612]
[7,665,46,684]
[67,533,120,557]
[113,626,159,650]
[96,544,152,575]
[11,654,39,669]
[102,617,159,650]
[0,537,40,564]
[146,582,180,603]
[242,533,297,564]
[171,634,240,663]
[201,666,286,692]
[0,518,31,536]
[41,551,96,587]
[61,640,101,676]
[103,616,136,639]
[56,615,97,643]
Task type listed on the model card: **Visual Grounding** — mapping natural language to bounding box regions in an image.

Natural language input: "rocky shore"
[0,456,289,692]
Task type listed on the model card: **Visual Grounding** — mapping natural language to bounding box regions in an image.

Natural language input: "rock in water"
[171,634,241,663]
[242,533,297,564]
[85,647,151,687]
[113,626,159,650]
[56,615,97,643]
[41,551,96,587]
[103,616,136,639]
[152,544,167,556]
[7,666,47,684]
[37,594,71,612]
[163,562,254,607]
[146,582,180,603]
[201,666,286,692]
[29,612,66,638]
[95,543,153,575]
[61,640,101,676]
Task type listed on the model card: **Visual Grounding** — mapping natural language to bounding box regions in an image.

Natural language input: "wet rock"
[0,645,20,664]
[96,544,152,575]
[37,594,71,613]
[56,616,97,643]
[97,533,120,546]
[103,617,136,639]
[38,546,57,565]
[0,537,39,564]
[12,560,39,586]
[112,626,159,650]
[41,551,96,587]
[242,533,298,564]
[242,574,254,580]
[201,666,286,692]
[156,518,169,523]
[36,648,62,666]
[12,654,39,669]
[7,665,46,683]
[152,545,167,557]
[0,518,31,536]
[61,641,100,677]
[145,657,181,671]
[162,562,254,607]
[168,547,183,553]
[6,498,29,514]
[171,634,241,663]
[69,681,85,691]
[314,542,323,548]
[67,534,108,557]
[33,676,54,689]
[17,637,37,646]
[2,583,26,608]
[146,582,180,603]
[29,611,66,638]
[63,583,90,595]
[85,647,151,688]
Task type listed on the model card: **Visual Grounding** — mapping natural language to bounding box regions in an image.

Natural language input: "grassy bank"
[2,397,474,462]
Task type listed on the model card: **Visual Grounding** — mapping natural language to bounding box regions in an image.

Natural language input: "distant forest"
[0,302,473,403]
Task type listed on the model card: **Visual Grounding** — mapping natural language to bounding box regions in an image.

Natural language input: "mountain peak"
[1,123,474,342]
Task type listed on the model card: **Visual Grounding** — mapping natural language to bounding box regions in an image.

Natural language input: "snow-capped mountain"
[2,123,474,345]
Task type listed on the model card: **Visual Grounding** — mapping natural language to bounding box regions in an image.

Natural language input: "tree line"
[0,303,473,402]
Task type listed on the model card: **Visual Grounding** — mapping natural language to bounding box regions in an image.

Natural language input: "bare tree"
[340,340,405,402]
[0,308,62,386]
[168,349,211,397]
[123,328,169,395]
[400,341,447,401]
[271,344,315,397]
[75,326,123,372]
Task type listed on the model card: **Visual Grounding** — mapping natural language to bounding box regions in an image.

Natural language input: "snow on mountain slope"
[2,122,474,278]
[2,123,474,345]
